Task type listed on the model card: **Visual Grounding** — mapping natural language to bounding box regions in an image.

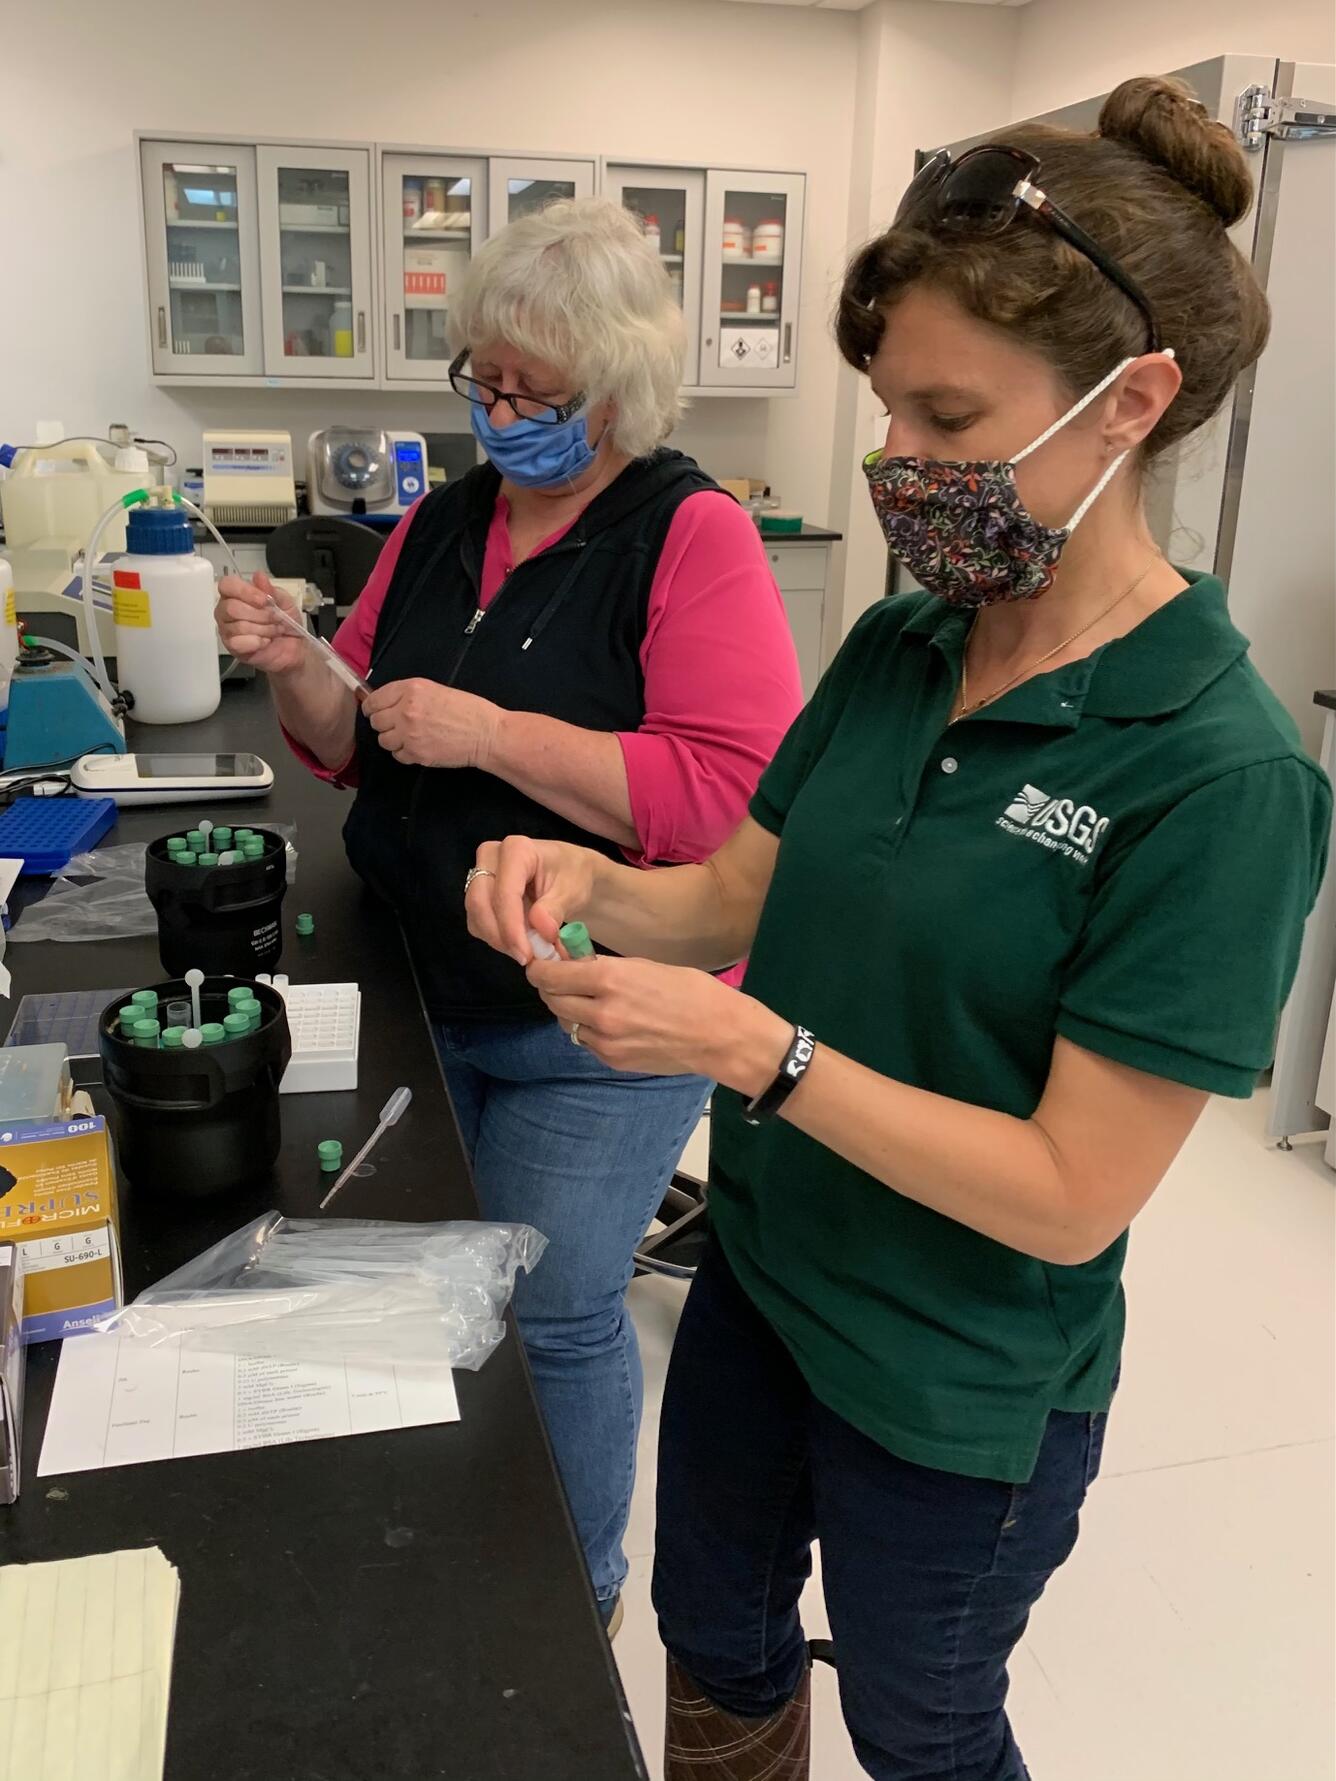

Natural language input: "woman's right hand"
[465,836,601,966]
[215,571,310,677]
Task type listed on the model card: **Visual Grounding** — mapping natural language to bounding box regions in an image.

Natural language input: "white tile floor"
[616,1091,1336,1781]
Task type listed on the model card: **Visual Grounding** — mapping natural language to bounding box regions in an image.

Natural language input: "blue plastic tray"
[0,796,117,874]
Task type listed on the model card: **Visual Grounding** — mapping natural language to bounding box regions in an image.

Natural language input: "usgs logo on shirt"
[998,784,1110,865]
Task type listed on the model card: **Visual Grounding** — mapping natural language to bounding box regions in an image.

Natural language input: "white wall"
[0,0,859,532]
[825,0,1019,640]
[1009,0,1336,116]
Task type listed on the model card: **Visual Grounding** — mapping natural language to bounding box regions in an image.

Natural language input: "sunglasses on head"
[894,145,1161,354]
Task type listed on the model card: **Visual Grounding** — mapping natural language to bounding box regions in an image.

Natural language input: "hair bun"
[1098,75,1253,227]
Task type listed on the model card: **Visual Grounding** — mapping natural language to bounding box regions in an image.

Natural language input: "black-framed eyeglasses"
[895,146,1161,354]
[448,351,587,425]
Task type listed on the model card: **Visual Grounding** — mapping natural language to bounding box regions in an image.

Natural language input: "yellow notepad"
[0,1547,180,1780]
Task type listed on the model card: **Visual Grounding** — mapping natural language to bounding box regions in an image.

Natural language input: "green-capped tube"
[161,1026,185,1049]
[166,836,188,854]
[186,830,205,849]
[132,990,159,1011]
[132,1018,161,1049]
[199,1023,226,1047]
[227,986,252,1009]
[213,827,233,846]
[222,1012,249,1040]
[558,921,595,960]
[175,850,198,867]
[118,1006,140,1034]
[197,852,219,868]
[237,998,263,1031]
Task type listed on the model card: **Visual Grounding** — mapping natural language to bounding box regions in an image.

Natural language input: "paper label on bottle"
[113,588,152,629]
[3,589,14,626]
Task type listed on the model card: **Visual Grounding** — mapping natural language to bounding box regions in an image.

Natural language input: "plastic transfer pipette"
[319,1086,413,1211]
[264,599,371,699]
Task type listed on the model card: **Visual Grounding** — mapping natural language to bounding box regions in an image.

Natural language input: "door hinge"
[1235,84,1336,152]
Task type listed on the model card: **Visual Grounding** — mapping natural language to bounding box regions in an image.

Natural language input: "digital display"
[395,442,422,461]
[137,754,261,779]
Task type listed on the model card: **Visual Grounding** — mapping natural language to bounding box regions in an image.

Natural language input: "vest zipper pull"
[464,607,485,635]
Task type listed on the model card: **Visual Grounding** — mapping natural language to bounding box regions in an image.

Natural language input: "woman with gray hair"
[216,197,803,1630]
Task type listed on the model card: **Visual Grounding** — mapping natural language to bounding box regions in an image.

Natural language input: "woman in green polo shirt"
[465,76,1331,1781]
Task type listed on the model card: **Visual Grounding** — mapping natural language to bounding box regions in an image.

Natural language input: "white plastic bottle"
[111,503,220,724]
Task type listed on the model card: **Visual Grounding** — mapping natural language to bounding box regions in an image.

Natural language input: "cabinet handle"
[783,323,793,364]
[357,310,366,351]
[157,306,167,348]
[393,313,401,350]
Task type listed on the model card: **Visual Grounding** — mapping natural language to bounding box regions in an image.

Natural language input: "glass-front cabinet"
[140,140,264,376]
[604,165,705,388]
[700,171,805,391]
[382,154,485,383]
[255,145,375,380]
[487,157,595,233]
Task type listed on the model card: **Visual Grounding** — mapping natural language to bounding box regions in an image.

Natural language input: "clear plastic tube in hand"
[261,596,371,699]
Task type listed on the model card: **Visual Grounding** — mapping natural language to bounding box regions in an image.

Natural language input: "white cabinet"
[604,163,805,394]
[381,153,486,384]
[603,165,706,389]
[488,157,595,234]
[139,140,265,376]
[256,145,375,380]
[700,172,804,391]
[766,542,830,699]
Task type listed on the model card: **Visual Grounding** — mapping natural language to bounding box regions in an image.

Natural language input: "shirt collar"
[903,570,1248,727]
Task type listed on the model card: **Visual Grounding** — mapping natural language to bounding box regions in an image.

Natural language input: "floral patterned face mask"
[864,355,1158,609]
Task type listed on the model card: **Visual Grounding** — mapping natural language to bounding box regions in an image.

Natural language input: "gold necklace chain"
[956,558,1159,721]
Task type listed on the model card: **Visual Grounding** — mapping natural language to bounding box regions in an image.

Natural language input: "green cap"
[223,1012,250,1038]
[213,827,233,844]
[132,990,159,1009]
[197,852,219,868]
[227,986,252,1008]
[199,1022,226,1046]
[161,1026,185,1048]
[558,921,595,960]
[234,829,256,842]
[186,830,205,848]
[295,913,315,936]
[317,1139,343,1172]
[132,1018,160,1048]
[174,850,197,867]
[241,836,264,854]
[165,836,187,853]
[118,1003,140,1026]
[237,998,263,1030]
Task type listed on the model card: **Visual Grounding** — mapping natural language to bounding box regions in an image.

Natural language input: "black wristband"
[742,1026,816,1126]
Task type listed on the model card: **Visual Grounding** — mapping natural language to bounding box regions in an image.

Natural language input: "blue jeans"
[435,1017,710,1608]
[654,1240,1109,1780]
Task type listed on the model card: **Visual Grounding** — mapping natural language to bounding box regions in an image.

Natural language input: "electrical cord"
[5,434,178,467]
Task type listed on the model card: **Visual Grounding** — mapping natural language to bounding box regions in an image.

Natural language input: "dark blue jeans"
[653,1240,1109,1781]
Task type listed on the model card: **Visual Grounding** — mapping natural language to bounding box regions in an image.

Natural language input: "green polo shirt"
[709,571,1330,1484]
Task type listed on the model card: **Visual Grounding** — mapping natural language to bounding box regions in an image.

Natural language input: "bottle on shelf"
[643,213,661,254]
[746,283,762,316]
[722,216,750,259]
[761,281,779,314]
[752,219,784,262]
[403,179,424,223]
[675,222,685,255]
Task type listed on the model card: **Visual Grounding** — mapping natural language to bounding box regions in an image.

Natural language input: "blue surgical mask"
[470,402,599,489]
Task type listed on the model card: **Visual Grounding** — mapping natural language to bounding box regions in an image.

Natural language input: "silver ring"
[463,866,495,896]
[569,1022,583,1047]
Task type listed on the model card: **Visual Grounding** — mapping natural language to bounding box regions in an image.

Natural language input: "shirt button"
[941,756,959,775]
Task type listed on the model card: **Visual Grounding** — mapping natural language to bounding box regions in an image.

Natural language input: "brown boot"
[664,1655,810,1780]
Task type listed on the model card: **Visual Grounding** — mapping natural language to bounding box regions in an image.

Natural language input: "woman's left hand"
[363,678,502,769]
[527,954,789,1090]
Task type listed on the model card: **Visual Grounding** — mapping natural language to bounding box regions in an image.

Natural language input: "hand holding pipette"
[215,571,370,697]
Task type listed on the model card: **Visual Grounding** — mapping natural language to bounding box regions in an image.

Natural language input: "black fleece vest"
[343,450,720,1021]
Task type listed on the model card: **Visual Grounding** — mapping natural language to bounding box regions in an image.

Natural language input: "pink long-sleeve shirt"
[287,485,803,981]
